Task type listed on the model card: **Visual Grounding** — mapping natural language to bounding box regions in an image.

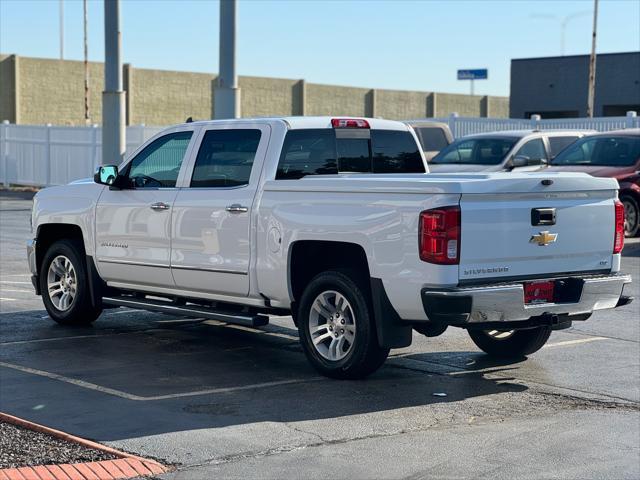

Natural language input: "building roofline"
[511,51,640,62]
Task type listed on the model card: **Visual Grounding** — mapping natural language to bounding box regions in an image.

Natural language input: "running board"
[102,296,269,327]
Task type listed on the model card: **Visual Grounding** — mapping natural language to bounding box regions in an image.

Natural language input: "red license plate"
[524,281,555,304]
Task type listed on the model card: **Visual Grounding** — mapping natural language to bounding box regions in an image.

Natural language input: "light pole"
[59,0,64,60]
[530,11,590,56]
[83,0,90,125]
[587,0,599,118]
[214,0,241,119]
[102,0,125,165]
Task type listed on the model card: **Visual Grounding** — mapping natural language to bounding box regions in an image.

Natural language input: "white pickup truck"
[27,117,632,379]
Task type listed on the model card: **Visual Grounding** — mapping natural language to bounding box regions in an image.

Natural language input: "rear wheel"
[468,327,551,358]
[297,270,389,379]
[39,239,101,325]
[621,195,640,237]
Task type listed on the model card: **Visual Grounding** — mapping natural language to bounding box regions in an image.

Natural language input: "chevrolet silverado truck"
[27,117,633,379]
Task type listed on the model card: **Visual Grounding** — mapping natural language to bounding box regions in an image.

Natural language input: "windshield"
[430,137,517,165]
[551,136,640,167]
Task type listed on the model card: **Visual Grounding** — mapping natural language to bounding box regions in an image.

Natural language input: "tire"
[297,270,389,379]
[621,195,640,238]
[467,327,552,358]
[39,239,101,325]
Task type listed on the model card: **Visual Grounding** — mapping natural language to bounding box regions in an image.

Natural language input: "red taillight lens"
[331,118,370,129]
[419,206,460,264]
[613,199,625,254]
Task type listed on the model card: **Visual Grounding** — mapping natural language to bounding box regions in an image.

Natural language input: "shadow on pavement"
[0,309,527,442]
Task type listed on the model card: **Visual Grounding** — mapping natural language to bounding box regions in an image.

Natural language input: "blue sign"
[457,69,488,80]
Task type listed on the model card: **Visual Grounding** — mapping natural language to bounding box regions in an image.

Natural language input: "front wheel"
[468,327,551,358]
[297,270,389,379]
[39,239,102,325]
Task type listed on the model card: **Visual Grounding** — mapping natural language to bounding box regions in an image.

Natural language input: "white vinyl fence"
[0,123,163,187]
[1,112,639,187]
[432,111,639,139]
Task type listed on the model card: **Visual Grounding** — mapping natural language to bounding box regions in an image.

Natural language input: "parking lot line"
[0,281,32,285]
[0,330,161,346]
[543,337,607,348]
[0,297,17,302]
[0,360,323,401]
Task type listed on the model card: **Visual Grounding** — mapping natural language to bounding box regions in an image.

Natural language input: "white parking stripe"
[0,361,322,401]
[543,337,607,348]
[0,281,31,284]
[0,289,33,294]
[0,297,17,301]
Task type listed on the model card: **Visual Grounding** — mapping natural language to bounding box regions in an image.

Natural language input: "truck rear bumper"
[422,273,632,325]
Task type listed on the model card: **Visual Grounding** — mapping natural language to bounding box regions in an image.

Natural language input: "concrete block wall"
[0,54,17,123]
[129,67,213,125]
[0,54,509,125]
[18,56,104,125]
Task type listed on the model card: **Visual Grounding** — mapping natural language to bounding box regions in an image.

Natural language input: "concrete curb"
[0,412,169,480]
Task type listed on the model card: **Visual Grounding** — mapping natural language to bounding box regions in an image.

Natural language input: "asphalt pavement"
[1,190,639,479]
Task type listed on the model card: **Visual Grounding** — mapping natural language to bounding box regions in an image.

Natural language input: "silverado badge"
[530,231,558,247]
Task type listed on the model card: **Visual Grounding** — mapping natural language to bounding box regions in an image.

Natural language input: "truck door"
[170,124,270,297]
[95,129,195,287]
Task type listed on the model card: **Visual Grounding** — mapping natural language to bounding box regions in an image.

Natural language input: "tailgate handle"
[531,208,556,226]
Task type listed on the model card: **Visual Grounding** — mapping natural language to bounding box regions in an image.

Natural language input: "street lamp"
[530,11,591,56]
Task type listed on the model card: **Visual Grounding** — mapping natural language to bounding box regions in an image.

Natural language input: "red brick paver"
[0,412,169,480]
[0,458,167,480]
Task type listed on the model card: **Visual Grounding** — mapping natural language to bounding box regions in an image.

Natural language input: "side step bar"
[102,296,269,327]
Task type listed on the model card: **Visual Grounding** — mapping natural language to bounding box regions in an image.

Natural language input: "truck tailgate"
[459,190,616,282]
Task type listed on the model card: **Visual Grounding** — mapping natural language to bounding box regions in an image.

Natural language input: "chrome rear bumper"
[422,273,632,325]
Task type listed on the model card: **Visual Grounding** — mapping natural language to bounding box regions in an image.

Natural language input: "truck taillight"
[613,200,625,254]
[331,118,370,129]
[419,206,460,265]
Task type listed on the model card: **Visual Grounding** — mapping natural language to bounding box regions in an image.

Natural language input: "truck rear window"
[276,129,425,179]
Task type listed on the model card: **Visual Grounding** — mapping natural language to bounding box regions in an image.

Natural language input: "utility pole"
[587,0,599,118]
[59,0,64,60]
[102,0,125,165]
[214,0,241,119]
[83,0,90,125]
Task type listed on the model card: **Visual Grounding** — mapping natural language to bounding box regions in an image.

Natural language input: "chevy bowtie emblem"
[530,231,558,246]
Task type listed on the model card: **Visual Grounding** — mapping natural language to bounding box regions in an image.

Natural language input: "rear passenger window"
[516,138,547,161]
[276,129,337,179]
[370,130,425,173]
[191,129,261,188]
[416,127,449,152]
[548,136,578,158]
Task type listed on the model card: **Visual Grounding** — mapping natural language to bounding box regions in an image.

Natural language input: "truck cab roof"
[180,116,410,131]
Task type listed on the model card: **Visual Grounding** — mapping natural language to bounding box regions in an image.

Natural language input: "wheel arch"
[35,223,104,308]
[288,240,412,349]
[35,223,85,274]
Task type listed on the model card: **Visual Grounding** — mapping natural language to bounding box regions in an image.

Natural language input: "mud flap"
[370,277,413,349]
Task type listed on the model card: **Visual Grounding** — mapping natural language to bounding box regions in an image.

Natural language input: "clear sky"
[1,0,639,97]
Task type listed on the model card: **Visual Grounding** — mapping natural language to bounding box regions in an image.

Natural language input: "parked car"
[404,121,453,162]
[543,129,640,237]
[27,117,631,379]
[429,130,592,173]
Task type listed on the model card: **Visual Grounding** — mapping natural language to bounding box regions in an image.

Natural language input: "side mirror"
[511,155,530,168]
[94,165,119,186]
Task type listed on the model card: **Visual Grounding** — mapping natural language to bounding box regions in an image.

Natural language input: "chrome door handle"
[150,202,170,211]
[226,204,248,213]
